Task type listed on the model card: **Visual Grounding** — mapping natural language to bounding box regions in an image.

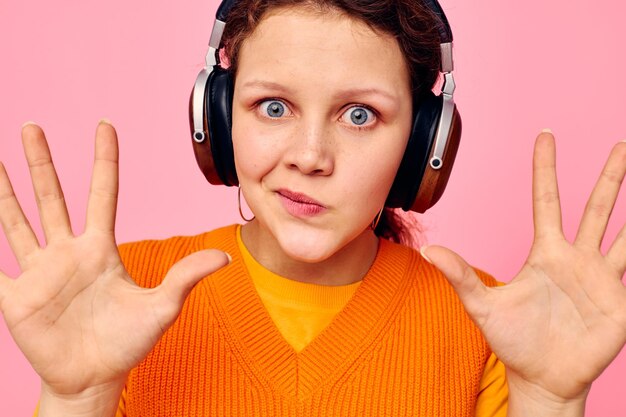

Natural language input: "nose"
[283,118,334,176]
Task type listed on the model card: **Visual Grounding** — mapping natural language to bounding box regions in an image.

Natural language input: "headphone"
[190,0,461,213]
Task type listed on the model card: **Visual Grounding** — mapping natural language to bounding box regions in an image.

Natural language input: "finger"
[85,121,120,234]
[575,141,626,249]
[153,250,231,328]
[607,222,626,277]
[532,131,564,241]
[0,162,41,269]
[22,124,73,242]
[420,245,491,328]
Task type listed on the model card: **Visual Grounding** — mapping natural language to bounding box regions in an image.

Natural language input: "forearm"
[37,380,125,417]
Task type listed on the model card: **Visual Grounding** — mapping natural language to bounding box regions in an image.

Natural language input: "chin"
[272,221,350,263]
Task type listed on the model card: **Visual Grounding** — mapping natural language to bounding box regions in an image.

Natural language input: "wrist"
[506,374,590,417]
[38,379,126,417]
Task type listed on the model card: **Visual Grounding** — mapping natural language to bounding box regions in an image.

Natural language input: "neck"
[240,220,379,286]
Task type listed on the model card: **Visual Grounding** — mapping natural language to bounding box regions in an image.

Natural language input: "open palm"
[423,132,626,402]
[0,122,230,396]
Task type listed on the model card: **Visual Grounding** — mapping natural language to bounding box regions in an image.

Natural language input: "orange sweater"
[111,224,503,416]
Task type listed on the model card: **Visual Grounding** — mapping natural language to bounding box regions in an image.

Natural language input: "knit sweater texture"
[111,224,502,416]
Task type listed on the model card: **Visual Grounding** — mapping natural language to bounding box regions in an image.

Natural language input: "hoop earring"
[371,207,384,231]
[238,186,255,222]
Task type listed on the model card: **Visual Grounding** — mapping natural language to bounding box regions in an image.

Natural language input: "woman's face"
[232,6,413,263]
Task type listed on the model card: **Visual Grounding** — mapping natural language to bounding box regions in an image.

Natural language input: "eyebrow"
[240,80,399,106]
[241,80,293,94]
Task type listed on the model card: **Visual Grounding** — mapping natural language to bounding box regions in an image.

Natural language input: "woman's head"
[223,0,440,261]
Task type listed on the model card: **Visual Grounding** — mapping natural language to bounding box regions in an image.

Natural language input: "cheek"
[352,156,399,205]
[346,133,409,203]
[231,111,277,183]
[232,134,261,181]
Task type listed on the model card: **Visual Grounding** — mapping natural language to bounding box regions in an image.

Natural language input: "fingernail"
[225,252,232,264]
[419,246,433,264]
[99,118,112,125]
[21,121,37,128]
[541,128,553,133]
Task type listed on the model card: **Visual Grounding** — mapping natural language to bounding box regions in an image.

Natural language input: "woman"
[1,0,625,416]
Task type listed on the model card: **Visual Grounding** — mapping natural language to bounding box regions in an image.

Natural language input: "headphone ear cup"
[385,91,462,213]
[386,92,441,211]
[189,66,238,186]
[189,79,222,185]
[409,104,461,213]
[207,68,238,186]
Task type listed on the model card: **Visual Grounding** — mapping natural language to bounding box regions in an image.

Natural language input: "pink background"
[1,0,625,415]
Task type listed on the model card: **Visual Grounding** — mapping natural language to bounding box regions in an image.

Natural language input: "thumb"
[420,245,491,327]
[155,249,231,325]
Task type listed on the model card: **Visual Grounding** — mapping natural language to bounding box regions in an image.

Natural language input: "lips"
[277,189,325,207]
[276,189,327,217]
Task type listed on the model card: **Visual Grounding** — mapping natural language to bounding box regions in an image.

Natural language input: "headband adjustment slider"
[440,42,454,73]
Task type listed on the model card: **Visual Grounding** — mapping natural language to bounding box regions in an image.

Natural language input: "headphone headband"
[421,0,453,43]
[216,0,238,21]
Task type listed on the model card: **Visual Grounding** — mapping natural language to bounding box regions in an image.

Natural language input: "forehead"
[235,6,410,95]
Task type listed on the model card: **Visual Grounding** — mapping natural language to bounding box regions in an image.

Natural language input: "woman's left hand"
[422,131,626,404]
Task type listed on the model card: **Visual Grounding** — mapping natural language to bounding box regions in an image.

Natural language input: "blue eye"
[260,100,285,118]
[342,106,374,127]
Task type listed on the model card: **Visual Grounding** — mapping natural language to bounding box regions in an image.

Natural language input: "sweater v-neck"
[201,225,413,400]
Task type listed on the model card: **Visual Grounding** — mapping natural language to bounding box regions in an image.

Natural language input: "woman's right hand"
[0,121,230,398]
